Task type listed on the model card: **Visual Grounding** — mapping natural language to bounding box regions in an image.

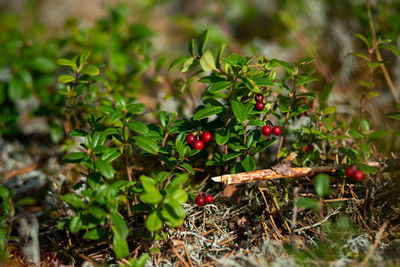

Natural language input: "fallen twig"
[211,158,400,185]
[361,220,389,266]
[294,208,341,233]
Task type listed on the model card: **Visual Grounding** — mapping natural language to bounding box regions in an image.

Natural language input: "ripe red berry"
[205,195,214,204]
[345,166,356,178]
[185,133,195,145]
[201,131,212,143]
[272,126,282,135]
[255,101,265,111]
[193,140,204,150]
[262,125,272,136]
[195,196,205,206]
[255,94,264,102]
[352,170,366,182]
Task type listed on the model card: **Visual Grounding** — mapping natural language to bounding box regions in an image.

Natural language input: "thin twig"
[294,208,340,233]
[361,220,389,266]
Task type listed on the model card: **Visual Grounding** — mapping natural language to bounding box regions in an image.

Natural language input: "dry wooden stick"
[361,220,389,266]
[212,158,400,185]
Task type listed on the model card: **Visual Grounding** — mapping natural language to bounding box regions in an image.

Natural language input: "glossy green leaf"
[57,58,78,72]
[146,210,162,232]
[111,213,129,239]
[57,74,75,83]
[61,193,86,209]
[134,136,159,154]
[241,155,256,172]
[197,29,209,56]
[386,112,400,120]
[188,38,195,56]
[222,152,242,161]
[209,81,232,93]
[127,121,149,134]
[81,64,100,76]
[215,129,229,145]
[230,100,247,123]
[95,160,115,179]
[193,105,223,120]
[69,215,82,234]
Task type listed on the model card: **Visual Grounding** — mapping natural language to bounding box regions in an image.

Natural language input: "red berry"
[255,94,264,102]
[345,166,356,178]
[272,126,282,135]
[201,131,212,143]
[205,195,214,204]
[255,101,265,111]
[193,140,204,150]
[352,170,366,182]
[185,133,195,145]
[262,125,272,136]
[195,196,205,206]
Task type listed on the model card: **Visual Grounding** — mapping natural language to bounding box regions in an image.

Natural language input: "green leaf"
[134,136,159,154]
[209,81,232,93]
[112,234,129,259]
[169,57,189,70]
[193,105,223,120]
[69,129,88,137]
[95,160,115,179]
[9,75,27,101]
[58,74,75,83]
[322,106,336,115]
[315,174,331,197]
[216,129,229,145]
[200,50,216,72]
[361,119,370,132]
[188,38,195,56]
[197,29,209,56]
[79,51,91,67]
[29,57,57,73]
[69,215,82,234]
[156,172,169,184]
[140,191,163,205]
[241,155,256,172]
[57,58,78,72]
[379,44,400,56]
[368,130,388,142]
[353,33,370,48]
[295,198,319,212]
[159,111,169,127]
[216,43,226,69]
[222,152,242,161]
[81,64,100,76]
[176,139,185,159]
[15,197,35,206]
[180,163,195,175]
[83,228,107,241]
[100,148,121,162]
[111,213,129,239]
[386,112,400,120]
[137,253,150,267]
[127,121,149,134]
[349,129,364,139]
[181,57,194,72]
[170,189,188,204]
[230,100,247,123]
[146,210,163,232]
[61,193,86,209]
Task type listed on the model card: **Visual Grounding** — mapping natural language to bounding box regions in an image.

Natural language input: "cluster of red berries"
[195,193,214,206]
[254,94,265,111]
[185,131,212,150]
[345,166,366,182]
[262,124,281,136]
